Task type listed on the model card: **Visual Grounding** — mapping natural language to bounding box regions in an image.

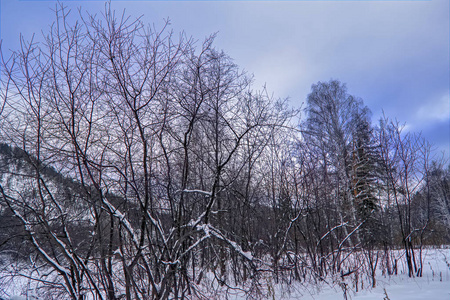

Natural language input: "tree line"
[0,4,448,299]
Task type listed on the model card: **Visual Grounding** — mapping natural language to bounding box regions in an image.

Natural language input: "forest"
[0,4,449,300]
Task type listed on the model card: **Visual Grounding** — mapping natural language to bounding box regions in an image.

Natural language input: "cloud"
[416,93,450,123]
[1,0,448,155]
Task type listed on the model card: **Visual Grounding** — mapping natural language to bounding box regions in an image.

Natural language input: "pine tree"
[351,117,379,220]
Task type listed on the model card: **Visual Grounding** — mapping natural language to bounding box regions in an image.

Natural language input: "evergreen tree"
[351,116,379,220]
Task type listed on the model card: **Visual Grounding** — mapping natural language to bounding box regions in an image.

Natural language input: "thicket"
[0,4,448,299]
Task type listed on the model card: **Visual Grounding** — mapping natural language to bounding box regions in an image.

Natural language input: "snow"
[202,247,450,300]
[307,277,450,300]
[179,189,212,196]
[277,247,450,300]
[196,223,254,261]
[1,248,449,299]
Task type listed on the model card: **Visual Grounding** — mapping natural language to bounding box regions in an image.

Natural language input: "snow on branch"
[316,222,349,249]
[338,220,366,250]
[103,197,140,247]
[178,189,212,196]
[196,224,253,261]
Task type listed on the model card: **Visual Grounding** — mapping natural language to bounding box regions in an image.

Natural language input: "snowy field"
[306,270,450,300]
[279,247,450,300]
[1,248,449,299]
[213,247,450,300]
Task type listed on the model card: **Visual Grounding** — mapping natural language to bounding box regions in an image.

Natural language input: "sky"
[0,0,449,158]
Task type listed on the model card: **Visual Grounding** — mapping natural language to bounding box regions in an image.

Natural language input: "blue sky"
[1,0,449,158]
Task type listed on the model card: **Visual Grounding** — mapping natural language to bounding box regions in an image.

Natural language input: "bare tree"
[377,117,431,278]
[0,3,300,299]
[1,4,447,299]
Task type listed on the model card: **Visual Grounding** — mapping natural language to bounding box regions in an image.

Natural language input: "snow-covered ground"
[277,247,450,300]
[1,248,449,299]
[305,275,450,300]
[217,247,450,300]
